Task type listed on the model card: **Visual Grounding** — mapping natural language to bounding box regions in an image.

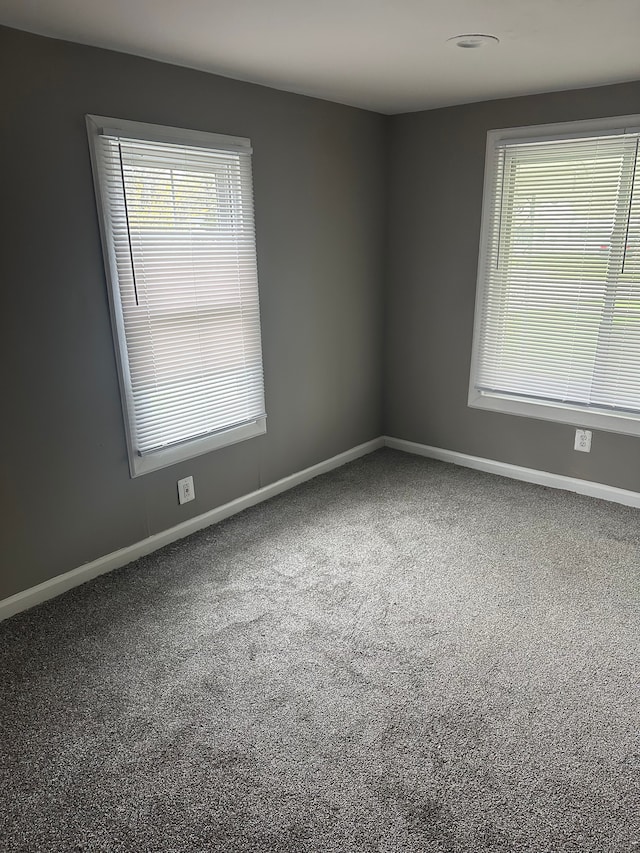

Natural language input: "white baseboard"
[0,437,384,622]
[5,434,636,622]
[384,436,640,509]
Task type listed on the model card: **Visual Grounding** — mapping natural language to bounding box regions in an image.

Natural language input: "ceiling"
[2,0,639,114]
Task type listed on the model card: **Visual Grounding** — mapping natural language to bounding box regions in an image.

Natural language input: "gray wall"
[385,81,640,493]
[3,23,639,604]
[0,27,387,600]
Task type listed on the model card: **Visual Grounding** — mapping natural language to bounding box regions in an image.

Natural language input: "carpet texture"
[1,449,638,852]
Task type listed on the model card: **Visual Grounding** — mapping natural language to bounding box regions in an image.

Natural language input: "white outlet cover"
[574,429,592,452]
[177,475,195,504]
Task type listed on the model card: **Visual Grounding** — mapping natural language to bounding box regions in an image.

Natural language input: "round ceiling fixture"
[447,33,500,49]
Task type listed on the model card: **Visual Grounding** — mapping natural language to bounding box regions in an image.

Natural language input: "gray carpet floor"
[1,449,638,852]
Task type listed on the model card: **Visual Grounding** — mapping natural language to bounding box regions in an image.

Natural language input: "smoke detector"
[447,34,500,49]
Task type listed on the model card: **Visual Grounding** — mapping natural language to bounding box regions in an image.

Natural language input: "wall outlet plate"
[574,429,592,453]
[177,475,195,504]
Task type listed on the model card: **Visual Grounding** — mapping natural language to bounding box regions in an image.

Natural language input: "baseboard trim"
[384,436,640,509]
[0,437,384,622]
[7,434,635,622]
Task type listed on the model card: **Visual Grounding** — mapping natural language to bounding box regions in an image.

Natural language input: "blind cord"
[117,142,140,307]
[621,138,639,276]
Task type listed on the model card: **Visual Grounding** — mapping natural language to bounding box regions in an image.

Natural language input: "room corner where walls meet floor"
[2,436,640,622]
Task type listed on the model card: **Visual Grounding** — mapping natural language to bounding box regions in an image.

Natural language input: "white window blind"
[87,117,266,475]
[470,117,640,435]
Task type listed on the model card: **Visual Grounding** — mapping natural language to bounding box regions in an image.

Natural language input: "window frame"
[468,114,640,437]
[86,115,266,477]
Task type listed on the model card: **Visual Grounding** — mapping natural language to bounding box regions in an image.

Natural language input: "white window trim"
[468,113,640,438]
[131,420,266,476]
[86,116,266,476]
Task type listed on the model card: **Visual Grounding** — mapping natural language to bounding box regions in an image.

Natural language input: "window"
[469,115,640,436]
[86,116,266,476]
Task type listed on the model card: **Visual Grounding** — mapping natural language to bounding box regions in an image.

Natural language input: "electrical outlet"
[574,429,592,453]
[177,476,195,505]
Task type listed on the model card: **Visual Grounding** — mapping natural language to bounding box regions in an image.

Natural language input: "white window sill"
[468,390,640,438]
[129,418,266,477]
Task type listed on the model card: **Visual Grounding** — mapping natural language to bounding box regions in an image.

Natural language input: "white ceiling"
[2,0,639,114]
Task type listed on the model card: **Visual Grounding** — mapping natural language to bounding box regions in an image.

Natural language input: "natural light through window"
[469,116,640,435]
[87,117,266,476]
